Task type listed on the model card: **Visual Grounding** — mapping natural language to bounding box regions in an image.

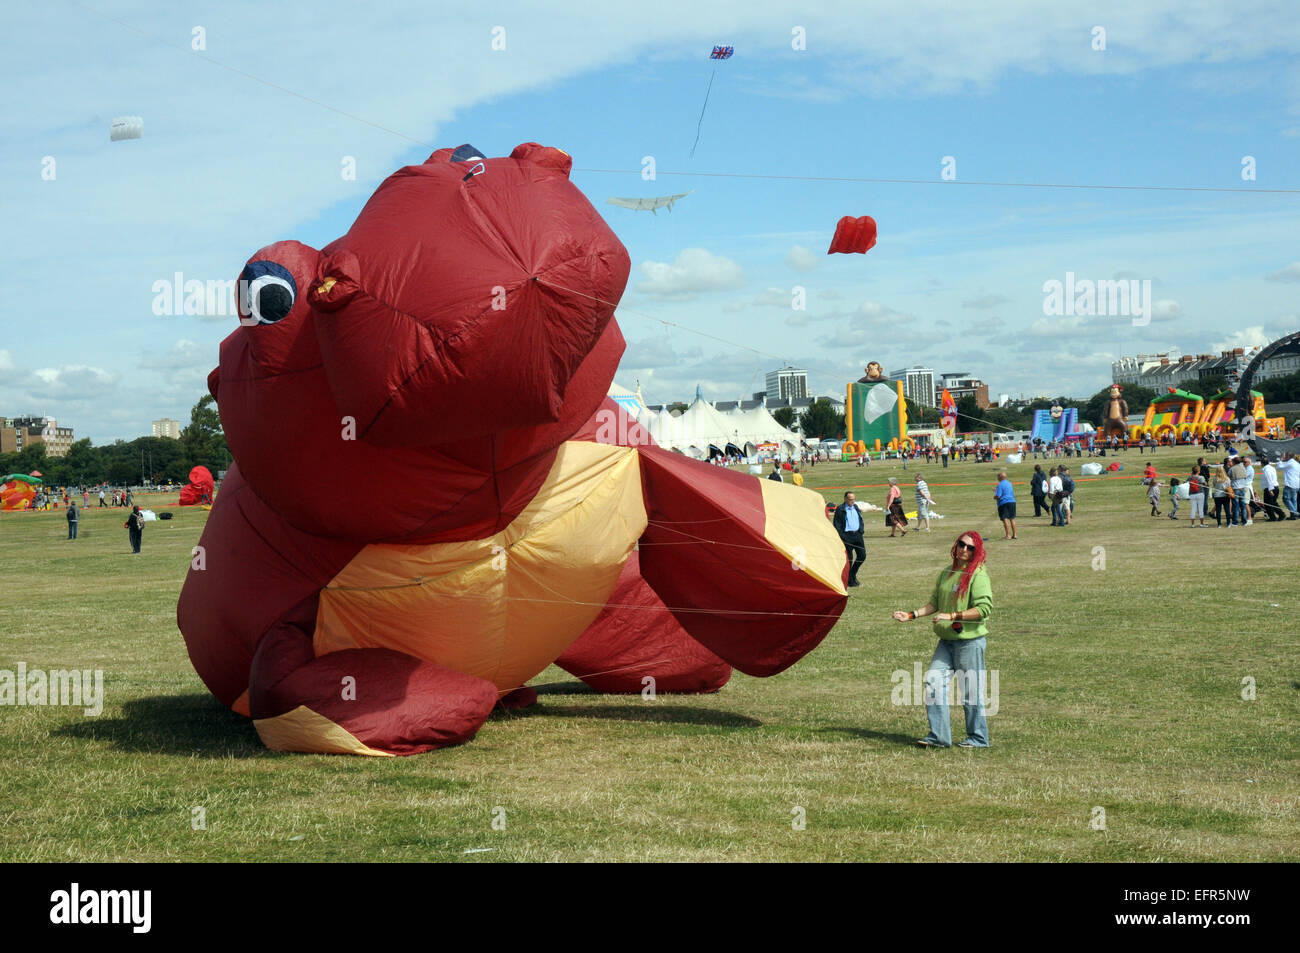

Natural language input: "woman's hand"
[891,610,912,622]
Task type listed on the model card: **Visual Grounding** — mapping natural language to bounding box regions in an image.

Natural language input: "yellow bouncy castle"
[1130,386,1286,441]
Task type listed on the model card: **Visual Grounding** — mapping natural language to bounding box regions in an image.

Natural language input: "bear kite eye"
[238,260,297,326]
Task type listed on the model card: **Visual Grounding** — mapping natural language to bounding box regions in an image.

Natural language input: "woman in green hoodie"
[892,530,993,748]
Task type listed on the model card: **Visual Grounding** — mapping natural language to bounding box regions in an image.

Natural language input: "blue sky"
[4,1,1300,442]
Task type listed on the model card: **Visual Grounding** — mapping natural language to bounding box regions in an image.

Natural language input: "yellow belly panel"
[313,442,648,690]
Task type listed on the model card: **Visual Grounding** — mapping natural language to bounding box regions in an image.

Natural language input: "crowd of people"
[1141,452,1300,526]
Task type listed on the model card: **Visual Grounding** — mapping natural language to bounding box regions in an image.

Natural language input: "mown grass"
[1,449,1296,861]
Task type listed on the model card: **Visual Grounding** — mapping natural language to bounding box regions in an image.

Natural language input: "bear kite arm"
[248,621,497,756]
[634,447,847,678]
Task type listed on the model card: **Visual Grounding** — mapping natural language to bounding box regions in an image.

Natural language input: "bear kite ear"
[510,142,572,177]
[424,143,486,165]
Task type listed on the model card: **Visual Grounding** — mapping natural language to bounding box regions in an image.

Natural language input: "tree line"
[1,396,229,487]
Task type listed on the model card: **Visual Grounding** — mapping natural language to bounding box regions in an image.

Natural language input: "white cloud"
[785,245,819,272]
[1265,262,1300,282]
[1213,327,1273,351]
[753,287,795,308]
[634,249,744,300]
[962,292,1007,309]
[27,365,120,400]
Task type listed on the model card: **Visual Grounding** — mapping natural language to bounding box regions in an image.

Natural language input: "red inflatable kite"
[177,143,848,756]
[178,465,215,506]
[828,215,877,255]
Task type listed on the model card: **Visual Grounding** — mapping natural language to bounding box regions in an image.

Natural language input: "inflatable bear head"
[209,143,631,541]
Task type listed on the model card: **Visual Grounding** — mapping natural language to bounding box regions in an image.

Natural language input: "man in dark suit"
[832,491,866,588]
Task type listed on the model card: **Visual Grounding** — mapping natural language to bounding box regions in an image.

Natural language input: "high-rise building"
[765,367,809,401]
[153,418,182,439]
[0,416,74,456]
[888,366,936,409]
[936,373,990,410]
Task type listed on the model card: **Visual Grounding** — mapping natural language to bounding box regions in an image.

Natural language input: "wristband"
[909,611,916,620]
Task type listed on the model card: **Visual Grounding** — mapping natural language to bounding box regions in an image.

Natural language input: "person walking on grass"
[1228,456,1249,526]
[891,531,993,749]
[1210,465,1231,527]
[1059,466,1075,525]
[886,477,908,537]
[1260,456,1282,522]
[914,473,935,532]
[1279,452,1300,519]
[832,491,866,588]
[993,471,1016,540]
[1148,479,1163,517]
[66,501,79,540]
[1030,464,1047,517]
[1168,477,1182,520]
[126,505,145,554]
[1047,467,1064,526]
[1186,466,1207,527]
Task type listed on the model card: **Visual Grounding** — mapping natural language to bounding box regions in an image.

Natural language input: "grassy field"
[1,448,1297,862]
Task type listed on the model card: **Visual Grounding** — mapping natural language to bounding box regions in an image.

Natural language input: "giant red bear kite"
[177,143,848,756]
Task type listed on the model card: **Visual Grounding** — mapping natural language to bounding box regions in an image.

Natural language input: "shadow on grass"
[495,699,762,729]
[819,725,920,746]
[53,693,266,758]
[533,680,595,696]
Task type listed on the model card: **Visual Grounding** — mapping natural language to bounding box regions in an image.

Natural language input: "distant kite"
[828,216,877,255]
[691,45,734,158]
[606,191,693,214]
[110,116,143,141]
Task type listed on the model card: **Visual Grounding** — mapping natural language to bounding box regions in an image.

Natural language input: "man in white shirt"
[1242,456,1256,524]
[1278,452,1300,519]
[1261,458,1283,521]
[914,474,935,532]
[1048,467,1065,526]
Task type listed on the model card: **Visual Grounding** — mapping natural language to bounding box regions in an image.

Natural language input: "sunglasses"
[956,540,976,551]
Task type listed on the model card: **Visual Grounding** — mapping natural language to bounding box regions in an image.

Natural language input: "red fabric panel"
[249,625,497,754]
[556,551,731,693]
[305,145,628,448]
[827,215,877,255]
[636,447,845,677]
[176,464,361,708]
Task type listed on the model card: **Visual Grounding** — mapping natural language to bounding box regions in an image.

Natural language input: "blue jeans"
[1051,500,1064,525]
[922,637,990,747]
[1284,486,1298,518]
[68,521,78,539]
[1231,492,1247,525]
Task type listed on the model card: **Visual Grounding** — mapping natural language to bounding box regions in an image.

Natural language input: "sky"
[4,0,1300,443]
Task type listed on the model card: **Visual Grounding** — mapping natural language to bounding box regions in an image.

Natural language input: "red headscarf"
[948,530,986,598]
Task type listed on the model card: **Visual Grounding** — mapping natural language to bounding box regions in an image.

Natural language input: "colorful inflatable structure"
[177,142,848,757]
[843,362,909,457]
[0,472,41,511]
[1129,386,1285,442]
[178,465,215,506]
[1031,404,1086,443]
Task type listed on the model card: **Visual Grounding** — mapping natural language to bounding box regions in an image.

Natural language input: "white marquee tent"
[609,384,802,459]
